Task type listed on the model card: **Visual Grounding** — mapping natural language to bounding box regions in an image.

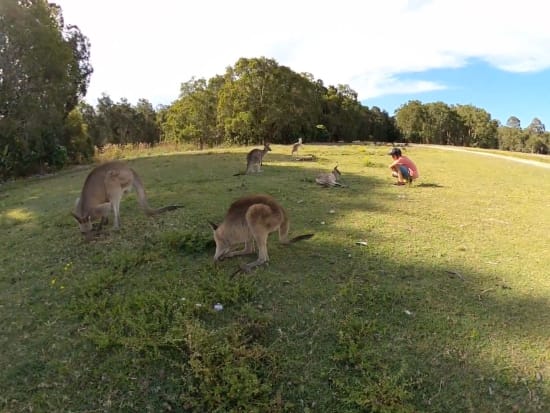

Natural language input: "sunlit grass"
[2,208,34,222]
[0,143,549,412]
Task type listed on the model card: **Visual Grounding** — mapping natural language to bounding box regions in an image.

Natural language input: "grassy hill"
[1,144,549,412]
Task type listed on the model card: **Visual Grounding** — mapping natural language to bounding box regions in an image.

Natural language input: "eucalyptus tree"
[62,108,94,162]
[134,99,161,144]
[454,105,498,148]
[79,102,104,148]
[506,116,521,129]
[525,133,549,154]
[217,57,280,144]
[497,126,525,151]
[527,117,545,135]
[320,84,366,141]
[394,100,428,143]
[363,106,400,142]
[423,102,466,145]
[217,57,322,144]
[159,76,222,148]
[0,0,92,177]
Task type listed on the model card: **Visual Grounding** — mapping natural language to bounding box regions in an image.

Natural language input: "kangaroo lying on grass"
[315,166,346,187]
[209,194,314,274]
[72,161,182,240]
[234,143,272,175]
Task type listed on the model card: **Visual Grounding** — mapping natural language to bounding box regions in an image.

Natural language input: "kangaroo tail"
[233,172,245,176]
[288,233,314,243]
[132,170,183,216]
[148,205,183,216]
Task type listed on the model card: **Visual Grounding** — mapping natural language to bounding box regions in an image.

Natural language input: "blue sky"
[56,0,550,128]
[365,60,550,126]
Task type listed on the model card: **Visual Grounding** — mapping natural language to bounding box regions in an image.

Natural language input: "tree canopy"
[159,57,399,148]
[0,0,92,177]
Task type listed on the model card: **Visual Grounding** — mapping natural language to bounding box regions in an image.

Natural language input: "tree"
[506,116,521,129]
[423,102,463,145]
[62,108,94,163]
[527,117,545,135]
[454,105,498,148]
[395,100,428,143]
[134,99,161,144]
[89,95,161,146]
[160,57,403,147]
[0,0,92,177]
[217,57,323,144]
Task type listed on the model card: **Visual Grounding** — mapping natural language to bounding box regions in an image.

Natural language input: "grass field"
[1,144,549,412]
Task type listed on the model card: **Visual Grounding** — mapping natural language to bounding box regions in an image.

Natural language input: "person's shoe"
[393,181,405,186]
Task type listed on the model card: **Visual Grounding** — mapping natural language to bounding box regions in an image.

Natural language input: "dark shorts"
[398,165,411,179]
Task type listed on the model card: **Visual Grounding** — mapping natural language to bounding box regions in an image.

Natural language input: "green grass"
[1,144,549,412]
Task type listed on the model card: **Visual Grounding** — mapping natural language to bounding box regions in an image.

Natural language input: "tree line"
[395,100,549,154]
[1,1,548,180]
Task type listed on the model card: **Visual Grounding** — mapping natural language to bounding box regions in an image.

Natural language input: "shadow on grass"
[415,182,444,188]
[1,150,548,412]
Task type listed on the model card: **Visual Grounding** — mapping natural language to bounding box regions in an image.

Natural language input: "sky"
[55,0,550,127]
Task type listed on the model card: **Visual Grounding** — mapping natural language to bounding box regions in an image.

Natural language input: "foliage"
[62,108,94,163]
[498,116,550,154]
[395,101,499,147]
[84,95,161,148]
[0,0,92,178]
[160,57,399,147]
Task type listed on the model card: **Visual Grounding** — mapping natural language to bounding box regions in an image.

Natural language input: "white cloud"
[56,0,550,105]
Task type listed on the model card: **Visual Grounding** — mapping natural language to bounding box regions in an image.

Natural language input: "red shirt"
[390,156,419,179]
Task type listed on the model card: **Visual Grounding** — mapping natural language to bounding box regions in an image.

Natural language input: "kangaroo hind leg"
[225,239,256,258]
[240,205,272,272]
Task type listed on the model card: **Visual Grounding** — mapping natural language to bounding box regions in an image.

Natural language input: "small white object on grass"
[214,303,223,311]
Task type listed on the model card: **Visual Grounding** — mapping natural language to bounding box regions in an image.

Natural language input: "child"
[388,147,419,185]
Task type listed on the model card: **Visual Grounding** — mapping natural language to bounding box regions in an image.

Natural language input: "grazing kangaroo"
[291,138,302,156]
[315,166,346,187]
[72,161,182,239]
[209,194,314,274]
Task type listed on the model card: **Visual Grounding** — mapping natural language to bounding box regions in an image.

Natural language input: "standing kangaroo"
[209,194,313,273]
[239,143,271,174]
[291,138,302,156]
[315,166,346,187]
[72,161,182,239]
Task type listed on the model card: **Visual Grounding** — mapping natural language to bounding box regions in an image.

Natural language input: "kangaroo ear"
[208,221,218,231]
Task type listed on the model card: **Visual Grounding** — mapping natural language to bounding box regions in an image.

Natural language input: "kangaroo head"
[209,221,231,261]
[264,143,272,152]
[332,166,341,178]
[72,212,93,237]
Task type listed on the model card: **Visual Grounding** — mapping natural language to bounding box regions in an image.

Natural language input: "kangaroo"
[72,161,182,239]
[209,194,313,274]
[291,137,302,156]
[246,142,272,173]
[315,166,346,187]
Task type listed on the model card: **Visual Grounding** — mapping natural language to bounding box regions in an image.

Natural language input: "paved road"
[424,145,550,169]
